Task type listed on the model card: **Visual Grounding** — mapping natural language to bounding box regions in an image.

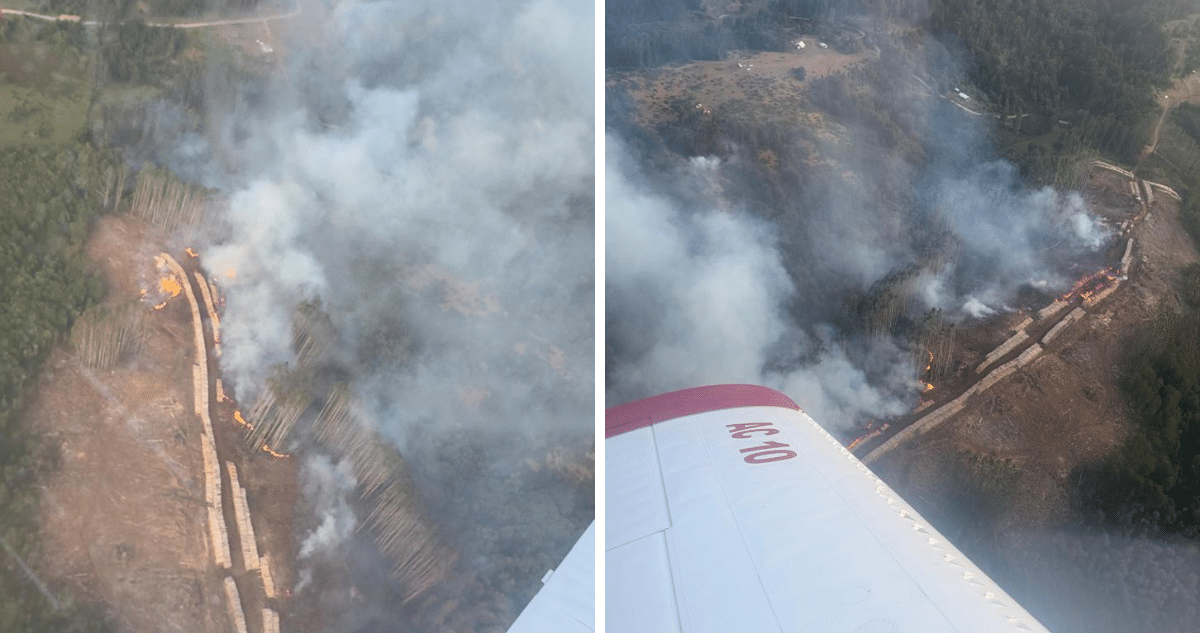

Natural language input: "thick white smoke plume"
[180,0,592,624]
[204,0,593,427]
[606,38,1115,426]
[606,138,913,428]
[606,138,1113,428]
[297,455,358,560]
[926,161,1113,311]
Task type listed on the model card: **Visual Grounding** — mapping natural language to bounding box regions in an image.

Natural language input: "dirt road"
[0,6,298,28]
[1135,41,1200,171]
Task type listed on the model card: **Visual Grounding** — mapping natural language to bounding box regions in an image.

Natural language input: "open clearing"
[28,213,301,633]
[609,44,875,127]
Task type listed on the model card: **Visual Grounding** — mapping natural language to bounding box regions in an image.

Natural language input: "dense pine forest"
[1076,265,1200,536]
[0,14,197,630]
[0,147,114,632]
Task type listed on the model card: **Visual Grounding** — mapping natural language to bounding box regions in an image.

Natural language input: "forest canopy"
[0,145,113,630]
[1075,273,1200,537]
[609,0,1184,125]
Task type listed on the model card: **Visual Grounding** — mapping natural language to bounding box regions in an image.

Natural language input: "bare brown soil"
[28,214,300,633]
[875,169,1200,530]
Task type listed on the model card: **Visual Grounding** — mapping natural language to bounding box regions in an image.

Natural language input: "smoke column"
[178,0,594,628]
[606,137,915,429]
[605,40,1111,429]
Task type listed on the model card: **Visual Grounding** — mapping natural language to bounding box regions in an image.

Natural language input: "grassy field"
[0,0,39,11]
[0,25,91,146]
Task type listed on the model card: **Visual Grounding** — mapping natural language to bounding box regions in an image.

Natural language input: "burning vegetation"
[158,274,182,299]
[261,444,290,458]
[215,301,456,605]
[847,421,891,451]
[1058,266,1120,304]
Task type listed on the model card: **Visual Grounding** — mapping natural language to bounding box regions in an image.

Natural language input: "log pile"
[972,344,1042,394]
[866,344,1044,464]
[1149,181,1181,200]
[975,330,1028,374]
[1093,160,1135,180]
[70,303,147,370]
[1084,281,1121,308]
[208,278,223,311]
[194,272,222,358]
[225,462,261,571]
[262,608,281,633]
[192,363,206,419]
[222,578,249,633]
[1042,307,1086,344]
[163,252,231,569]
[260,555,277,598]
[1038,299,1069,321]
[202,433,231,568]
[1140,179,1156,207]
[159,254,207,376]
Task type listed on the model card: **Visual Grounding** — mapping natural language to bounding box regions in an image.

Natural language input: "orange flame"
[151,274,183,309]
[923,382,934,392]
[160,276,182,295]
[233,410,252,429]
[1059,266,1119,303]
[186,247,198,258]
[847,422,891,450]
[262,444,289,458]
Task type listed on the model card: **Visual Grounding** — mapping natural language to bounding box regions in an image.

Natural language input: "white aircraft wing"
[506,521,595,632]
[606,384,1051,633]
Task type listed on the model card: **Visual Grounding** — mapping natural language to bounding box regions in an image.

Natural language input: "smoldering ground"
[165,0,594,629]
